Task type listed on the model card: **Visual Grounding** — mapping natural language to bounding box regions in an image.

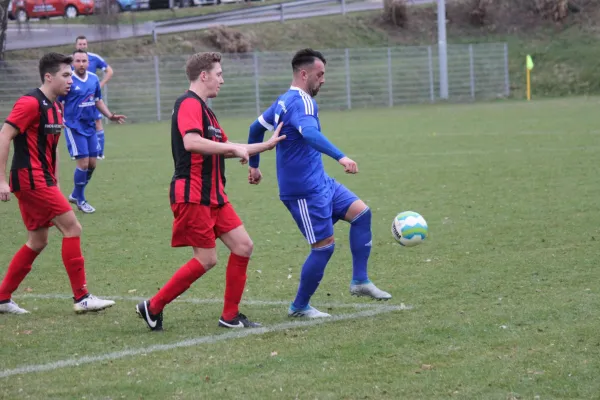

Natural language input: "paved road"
[6,0,434,50]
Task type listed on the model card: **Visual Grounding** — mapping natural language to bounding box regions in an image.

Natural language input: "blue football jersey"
[87,52,108,73]
[258,86,331,200]
[60,71,102,135]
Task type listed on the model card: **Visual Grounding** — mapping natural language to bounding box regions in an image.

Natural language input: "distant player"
[247,48,391,318]
[61,49,126,214]
[135,52,285,331]
[0,53,116,314]
[74,35,114,160]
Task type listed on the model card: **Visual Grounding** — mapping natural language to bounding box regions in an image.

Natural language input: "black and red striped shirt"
[6,89,63,193]
[170,91,229,207]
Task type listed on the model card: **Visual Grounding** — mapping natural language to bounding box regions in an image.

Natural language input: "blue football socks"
[349,207,372,284]
[292,243,335,310]
[72,167,88,204]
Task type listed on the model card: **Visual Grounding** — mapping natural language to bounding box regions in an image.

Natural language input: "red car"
[8,0,95,22]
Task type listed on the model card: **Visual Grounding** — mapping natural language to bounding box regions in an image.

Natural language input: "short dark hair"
[291,49,326,72]
[73,49,88,56]
[39,52,73,83]
[75,35,87,42]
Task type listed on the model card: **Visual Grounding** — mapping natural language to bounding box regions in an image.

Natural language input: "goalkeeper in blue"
[247,48,391,319]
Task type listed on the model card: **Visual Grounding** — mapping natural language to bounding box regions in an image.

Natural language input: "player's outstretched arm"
[227,122,285,158]
[302,126,358,174]
[95,100,126,124]
[184,133,249,164]
[246,118,268,168]
[0,123,19,201]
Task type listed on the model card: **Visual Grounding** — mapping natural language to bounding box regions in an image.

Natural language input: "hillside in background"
[6,0,600,98]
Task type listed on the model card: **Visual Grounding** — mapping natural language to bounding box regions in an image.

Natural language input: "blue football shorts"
[64,126,99,159]
[282,180,359,244]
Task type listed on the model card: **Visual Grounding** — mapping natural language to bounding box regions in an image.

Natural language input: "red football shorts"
[14,186,73,231]
[171,202,243,248]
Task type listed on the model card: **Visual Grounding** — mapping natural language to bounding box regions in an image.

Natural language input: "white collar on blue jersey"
[73,71,89,82]
[290,86,311,97]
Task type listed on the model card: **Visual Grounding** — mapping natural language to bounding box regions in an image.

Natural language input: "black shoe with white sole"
[136,300,163,331]
[218,312,262,329]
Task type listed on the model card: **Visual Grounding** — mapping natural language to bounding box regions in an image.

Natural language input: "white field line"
[13,293,393,309]
[0,305,410,379]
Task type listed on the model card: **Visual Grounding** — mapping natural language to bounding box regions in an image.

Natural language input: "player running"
[0,53,116,314]
[247,48,391,319]
[74,36,114,160]
[61,49,126,214]
[135,52,285,332]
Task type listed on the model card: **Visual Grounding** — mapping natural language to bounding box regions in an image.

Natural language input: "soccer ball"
[391,211,428,247]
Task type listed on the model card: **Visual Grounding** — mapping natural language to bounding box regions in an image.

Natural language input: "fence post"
[154,56,161,122]
[254,52,260,116]
[387,48,393,107]
[280,3,285,22]
[345,48,351,110]
[428,46,435,103]
[103,84,109,123]
[469,44,475,99]
[341,0,346,15]
[503,43,510,97]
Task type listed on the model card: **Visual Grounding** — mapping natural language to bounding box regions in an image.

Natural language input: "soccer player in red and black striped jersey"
[0,53,115,314]
[135,52,285,331]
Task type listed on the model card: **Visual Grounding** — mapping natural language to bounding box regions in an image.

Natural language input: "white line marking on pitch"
[14,293,390,309]
[0,305,410,379]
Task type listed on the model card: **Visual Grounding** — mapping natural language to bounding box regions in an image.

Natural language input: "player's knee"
[26,238,48,253]
[233,237,253,258]
[312,236,335,249]
[76,158,90,170]
[194,254,218,270]
[351,206,371,226]
[63,220,82,238]
[345,200,369,223]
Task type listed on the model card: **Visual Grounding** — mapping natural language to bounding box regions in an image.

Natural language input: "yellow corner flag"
[526,55,534,70]
[526,55,534,101]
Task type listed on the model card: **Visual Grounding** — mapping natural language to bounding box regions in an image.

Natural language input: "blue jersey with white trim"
[258,86,331,200]
[87,52,108,73]
[60,71,102,135]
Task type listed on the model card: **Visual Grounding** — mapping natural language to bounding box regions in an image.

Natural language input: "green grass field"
[1,98,599,399]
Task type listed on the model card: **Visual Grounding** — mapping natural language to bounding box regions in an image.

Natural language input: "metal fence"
[0,43,509,123]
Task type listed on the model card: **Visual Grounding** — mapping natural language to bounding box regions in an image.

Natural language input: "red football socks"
[149,258,206,315]
[221,253,250,320]
[0,245,39,302]
[61,237,89,301]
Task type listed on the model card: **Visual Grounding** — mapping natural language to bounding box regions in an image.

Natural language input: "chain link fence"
[0,43,509,123]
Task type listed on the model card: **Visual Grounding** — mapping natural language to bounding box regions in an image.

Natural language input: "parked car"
[94,0,138,13]
[8,0,95,22]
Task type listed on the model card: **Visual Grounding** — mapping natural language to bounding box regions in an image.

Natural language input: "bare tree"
[0,0,9,61]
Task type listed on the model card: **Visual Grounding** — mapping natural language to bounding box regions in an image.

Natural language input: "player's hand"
[338,156,358,174]
[248,167,262,185]
[266,122,286,150]
[233,146,250,165]
[0,181,11,202]
[109,113,126,124]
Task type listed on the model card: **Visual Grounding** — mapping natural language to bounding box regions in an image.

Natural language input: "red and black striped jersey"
[170,91,229,207]
[6,89,63,193]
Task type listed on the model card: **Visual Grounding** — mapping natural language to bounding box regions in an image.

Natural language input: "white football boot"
[74,294,115,313]
[288,304,331,318]
[0,300,29,314]
[350,281,392,300]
